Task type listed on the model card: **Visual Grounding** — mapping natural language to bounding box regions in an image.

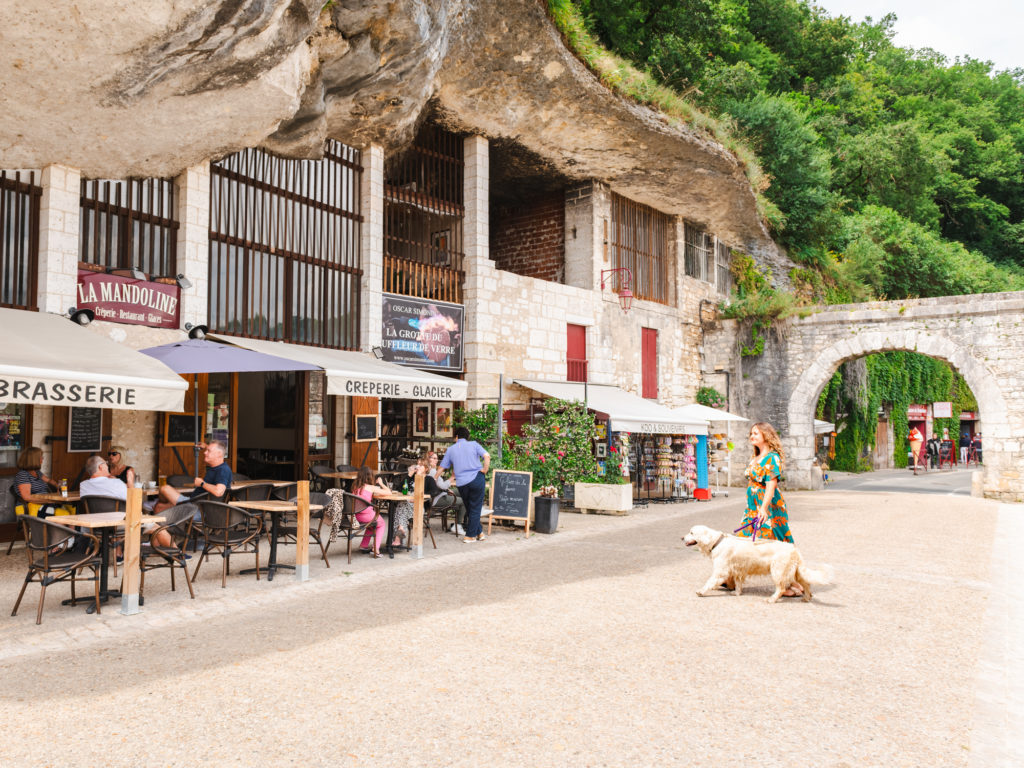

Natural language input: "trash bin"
[533,496,560,534]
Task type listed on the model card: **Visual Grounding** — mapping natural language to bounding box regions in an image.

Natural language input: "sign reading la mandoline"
[380,293,464,372]
[76,269,180,329]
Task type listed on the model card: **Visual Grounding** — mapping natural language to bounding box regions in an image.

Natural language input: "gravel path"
[0,487,1014,767]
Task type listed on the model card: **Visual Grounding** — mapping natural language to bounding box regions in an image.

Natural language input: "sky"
[812,0,1022,72]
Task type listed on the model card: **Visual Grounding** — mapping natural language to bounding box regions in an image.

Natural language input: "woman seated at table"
[105,444,135,488]
[13,447,59,516]
[426,450,466,533]
[352,466,392,557]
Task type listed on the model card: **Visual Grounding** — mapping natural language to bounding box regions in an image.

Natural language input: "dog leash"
[734,517,761,543]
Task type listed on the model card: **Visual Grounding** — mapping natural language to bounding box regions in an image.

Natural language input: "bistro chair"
[335,464,357,473]
[78,495,126,577]
[309,464,334,493]
[229,482,275,502]
[277,491,332,567]
[139,503,196,605]
[231,473,250,482]
[192,500,263,588]
[11,515,101,624]
[271,483,299,501]
[323,490,380,564]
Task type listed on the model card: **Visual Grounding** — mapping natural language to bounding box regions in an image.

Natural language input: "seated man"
[81,454,171,548]
[155,440,232,515]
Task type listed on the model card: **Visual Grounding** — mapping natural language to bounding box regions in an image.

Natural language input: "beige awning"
[212,334,468,401]
[0,307,187,411]
[513,379,707,435]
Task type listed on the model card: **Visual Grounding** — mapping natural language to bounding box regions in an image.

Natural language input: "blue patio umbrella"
[139,338,320,475]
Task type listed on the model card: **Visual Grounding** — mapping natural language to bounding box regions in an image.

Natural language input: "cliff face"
[0,0,784,260]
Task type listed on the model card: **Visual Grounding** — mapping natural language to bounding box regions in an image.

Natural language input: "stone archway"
[785,329,1011,498]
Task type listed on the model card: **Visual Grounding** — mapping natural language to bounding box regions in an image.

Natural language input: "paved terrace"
[0,484,1019,767]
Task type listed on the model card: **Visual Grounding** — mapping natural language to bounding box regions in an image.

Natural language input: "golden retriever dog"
[682,524,830,603]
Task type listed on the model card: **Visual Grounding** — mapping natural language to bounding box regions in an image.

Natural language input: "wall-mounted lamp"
[371,346,385,359]
[185,322,208,340]
[106,266,147,281]
[68,307,95,326]
[599,267,634,313]
[175,273,193,290]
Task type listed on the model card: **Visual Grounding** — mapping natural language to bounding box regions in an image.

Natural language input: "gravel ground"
[0,487,1009,767]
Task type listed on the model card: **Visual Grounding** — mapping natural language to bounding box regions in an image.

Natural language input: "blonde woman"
[736,421,802,596]
[105,445,135,488]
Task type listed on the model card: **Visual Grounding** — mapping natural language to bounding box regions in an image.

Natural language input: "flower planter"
[572,482,633,515]
[533,496,560,534]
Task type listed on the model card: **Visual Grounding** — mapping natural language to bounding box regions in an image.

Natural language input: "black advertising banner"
[381,293,464,372]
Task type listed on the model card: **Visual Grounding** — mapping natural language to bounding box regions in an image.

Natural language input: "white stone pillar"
[359,144,384,351]
[174,163,210,329]
[462,135,501,408]
[38,164,80,315]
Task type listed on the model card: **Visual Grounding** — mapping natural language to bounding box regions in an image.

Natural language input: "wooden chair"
[139,503,196,604]
[11,515,101,624]
[192,500,262,588]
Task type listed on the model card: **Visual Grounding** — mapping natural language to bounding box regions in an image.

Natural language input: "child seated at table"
[352,466,392,557]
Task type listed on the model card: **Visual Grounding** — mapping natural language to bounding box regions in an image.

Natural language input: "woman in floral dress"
[736,421,802,596]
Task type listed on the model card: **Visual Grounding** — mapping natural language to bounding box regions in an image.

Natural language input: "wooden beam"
[411,472,424,559]
[295,480,310,581]
[120,487,143,615]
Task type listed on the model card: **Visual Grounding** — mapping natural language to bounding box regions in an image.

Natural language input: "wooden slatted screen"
[0,170,40,309]
[610,192,669,305]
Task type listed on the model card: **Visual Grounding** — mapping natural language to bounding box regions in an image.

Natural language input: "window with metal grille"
[208,141,363,350]
[0,171,40,309]
[609,192,669,305]
[384,125,464,304]
[684,223,713,282]
[79,177,178,277]
[567,323,587,382]
[715,240,732,295]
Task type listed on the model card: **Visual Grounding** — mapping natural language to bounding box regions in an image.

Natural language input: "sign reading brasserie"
[381,293,463,372]
[76,268,180,329]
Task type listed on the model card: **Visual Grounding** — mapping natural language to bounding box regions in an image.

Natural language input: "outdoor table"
[56,511,165,612]
[375,492,413,559]
[228,499,323,581]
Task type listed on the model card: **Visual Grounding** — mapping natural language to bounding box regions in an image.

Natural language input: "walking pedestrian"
[439,426,490,543]
[734,421,802,597]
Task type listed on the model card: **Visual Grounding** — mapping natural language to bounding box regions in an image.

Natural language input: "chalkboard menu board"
[69,407,102,453]
[165,413,202,446]
[489,470,533,521]
[355,414,378,442]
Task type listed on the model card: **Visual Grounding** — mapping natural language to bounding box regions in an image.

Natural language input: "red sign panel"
[907,403,928,419]
[960,411,977,420]
[76,270,180,329]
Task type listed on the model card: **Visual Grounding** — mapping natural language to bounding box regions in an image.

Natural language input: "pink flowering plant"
[503,398,601,492]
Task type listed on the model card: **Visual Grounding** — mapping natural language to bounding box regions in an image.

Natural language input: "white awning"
[0,307,187,411]
[814,419,835,434]
[212,334,468,401]
[513,379,707,435]
[671,403,749,423]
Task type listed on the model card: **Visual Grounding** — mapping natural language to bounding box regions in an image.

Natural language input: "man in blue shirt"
[155,440,233,514]
[440,427,490,542]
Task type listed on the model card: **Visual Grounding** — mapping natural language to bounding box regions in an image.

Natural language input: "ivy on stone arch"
[816,351,978,472]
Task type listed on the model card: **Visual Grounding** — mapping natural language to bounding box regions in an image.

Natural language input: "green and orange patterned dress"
[737,451,793,543]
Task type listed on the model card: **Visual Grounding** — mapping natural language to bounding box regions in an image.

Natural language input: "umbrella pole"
[194,374,200,478]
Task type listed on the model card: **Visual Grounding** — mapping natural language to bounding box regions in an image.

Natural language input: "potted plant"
[533,485,560,534]
[574,434,633,514]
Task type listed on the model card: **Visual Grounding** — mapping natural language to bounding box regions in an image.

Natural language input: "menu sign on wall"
[76,269,180,329]
[381,293,464,372]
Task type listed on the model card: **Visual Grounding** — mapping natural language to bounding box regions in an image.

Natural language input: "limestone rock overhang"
[0,0,778,257]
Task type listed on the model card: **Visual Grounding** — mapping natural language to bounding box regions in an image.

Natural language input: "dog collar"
[710,533,726,552]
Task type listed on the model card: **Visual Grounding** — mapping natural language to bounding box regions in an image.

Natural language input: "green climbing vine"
[817,352,977,472]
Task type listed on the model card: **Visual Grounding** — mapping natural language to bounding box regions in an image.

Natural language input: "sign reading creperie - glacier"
[76,269,180,329]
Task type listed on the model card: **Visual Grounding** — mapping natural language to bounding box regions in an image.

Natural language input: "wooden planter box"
[573,482,633,515]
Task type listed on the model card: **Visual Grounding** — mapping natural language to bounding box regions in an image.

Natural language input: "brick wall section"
[490,191,565,282]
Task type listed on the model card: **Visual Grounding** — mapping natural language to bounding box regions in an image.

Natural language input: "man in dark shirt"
[155,439,233,513]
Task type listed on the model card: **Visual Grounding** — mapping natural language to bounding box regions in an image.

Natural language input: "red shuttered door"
[567,323,588,382]
[642,327,658,399]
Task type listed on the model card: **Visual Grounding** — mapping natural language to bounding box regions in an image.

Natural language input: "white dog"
[682,524,831,603]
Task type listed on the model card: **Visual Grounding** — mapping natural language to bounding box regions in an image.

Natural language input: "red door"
[567,324,587,382]
[642,327,658,399]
